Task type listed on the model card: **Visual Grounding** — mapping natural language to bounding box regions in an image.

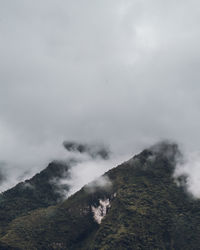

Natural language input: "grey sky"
[1,0,200,191]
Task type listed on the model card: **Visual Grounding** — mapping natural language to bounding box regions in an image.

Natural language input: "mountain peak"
[0,142,199,250]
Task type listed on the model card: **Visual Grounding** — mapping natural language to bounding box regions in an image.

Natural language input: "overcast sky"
[1,0,200,191]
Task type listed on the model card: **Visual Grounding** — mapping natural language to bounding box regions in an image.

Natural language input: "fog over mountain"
[1,1,200,195]
[1,142,200,250]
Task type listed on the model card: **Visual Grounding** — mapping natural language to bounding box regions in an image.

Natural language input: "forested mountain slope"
[0,161,71,236]
[0,143,200,250]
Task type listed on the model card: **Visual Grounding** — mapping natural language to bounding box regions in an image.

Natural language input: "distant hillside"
[0,142,200,249]
[0,160,71,236]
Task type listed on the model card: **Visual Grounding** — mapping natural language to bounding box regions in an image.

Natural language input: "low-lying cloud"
[54,143,121,198]
[63,141,110,160]
[174,151,200,199]
[85,176,112,194]
[1,1,200,197]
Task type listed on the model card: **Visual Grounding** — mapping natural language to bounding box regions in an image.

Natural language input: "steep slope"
[0,160,71,235]
[1,142,200,250]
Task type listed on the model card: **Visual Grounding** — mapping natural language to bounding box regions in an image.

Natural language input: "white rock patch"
[91,198,111,224]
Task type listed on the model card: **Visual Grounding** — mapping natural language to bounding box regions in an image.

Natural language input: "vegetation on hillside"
[0,142,200,249]
[0,161,70,235]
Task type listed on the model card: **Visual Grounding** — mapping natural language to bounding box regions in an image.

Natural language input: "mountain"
[0,142,200,249]
[0,160,71,236]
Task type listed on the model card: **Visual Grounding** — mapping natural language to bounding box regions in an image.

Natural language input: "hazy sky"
[1,1,200,191]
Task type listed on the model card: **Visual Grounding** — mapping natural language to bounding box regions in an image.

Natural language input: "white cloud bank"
[174,151,200,199]
[1,1,200,195]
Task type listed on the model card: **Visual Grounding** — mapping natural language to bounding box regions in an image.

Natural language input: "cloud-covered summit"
[1,1,200,194]
[63,141,110,160]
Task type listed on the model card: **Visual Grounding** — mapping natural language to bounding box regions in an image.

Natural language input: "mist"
[50,141,124,198]
[1,1,200,196]
[57,157,115,198]
[174,151,200,199]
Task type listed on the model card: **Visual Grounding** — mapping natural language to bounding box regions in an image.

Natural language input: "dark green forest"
[0,143,199,250]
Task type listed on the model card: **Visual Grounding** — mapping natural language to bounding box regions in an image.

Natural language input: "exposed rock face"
[91,198,111,224]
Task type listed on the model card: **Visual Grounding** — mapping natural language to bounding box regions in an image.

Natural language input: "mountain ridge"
[0,142,200,249]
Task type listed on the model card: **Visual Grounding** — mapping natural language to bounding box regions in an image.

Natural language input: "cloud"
[149,140,182,164]
[55,150,121,198]
[63,141,110,159]
[174,151,200,199]
[1,1,200,192]
[85,176,112,194]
